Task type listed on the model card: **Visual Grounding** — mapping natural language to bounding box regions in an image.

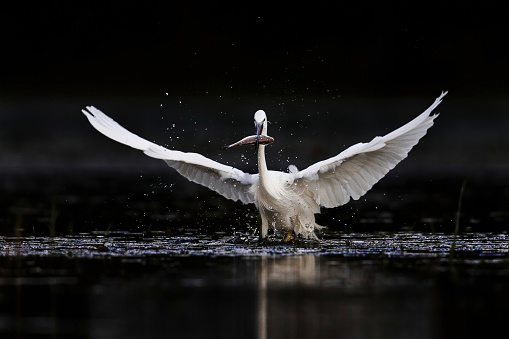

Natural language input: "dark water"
[0,233,508,339]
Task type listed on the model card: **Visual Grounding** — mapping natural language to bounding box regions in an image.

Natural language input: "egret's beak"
[255,121,264,152]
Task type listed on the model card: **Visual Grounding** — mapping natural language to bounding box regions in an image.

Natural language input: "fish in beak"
[223,135,274,149]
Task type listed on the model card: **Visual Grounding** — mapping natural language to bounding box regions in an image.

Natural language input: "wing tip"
[81,107,93,117]
[82,105,101,118]
[436,90,448,104]
[424,91,447,118]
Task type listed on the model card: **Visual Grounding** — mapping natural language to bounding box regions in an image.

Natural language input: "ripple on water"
[0,233,507,260]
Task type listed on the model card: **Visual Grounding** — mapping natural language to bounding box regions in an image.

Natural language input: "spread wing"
[291,91,447,208]
[82,106,257,204]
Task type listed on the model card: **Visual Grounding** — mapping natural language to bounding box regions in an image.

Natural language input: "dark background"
[1,2,507,98]
[1,2,508,167]
[0,2,508,235]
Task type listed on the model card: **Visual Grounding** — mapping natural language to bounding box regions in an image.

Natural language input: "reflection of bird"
[82,91,446,240]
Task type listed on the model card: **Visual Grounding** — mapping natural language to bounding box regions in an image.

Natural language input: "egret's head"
[254,110,267,151]
[254,109,266,123]
[254,110,267,134]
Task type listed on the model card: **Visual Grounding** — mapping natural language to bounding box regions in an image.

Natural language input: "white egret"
[82,91,446,239]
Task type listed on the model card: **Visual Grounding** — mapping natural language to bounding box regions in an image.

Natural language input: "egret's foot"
[283,232,294,242]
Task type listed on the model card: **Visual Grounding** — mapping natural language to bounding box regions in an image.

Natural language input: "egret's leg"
[257,213,269,243]
[260,218,268,238]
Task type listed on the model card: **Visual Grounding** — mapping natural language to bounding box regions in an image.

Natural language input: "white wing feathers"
[82,106,256,204]
[292,91,447,208]
[83,91,444,211]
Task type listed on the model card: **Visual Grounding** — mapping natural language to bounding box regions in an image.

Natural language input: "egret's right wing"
[82,106,257,204]
[290,91,446,208]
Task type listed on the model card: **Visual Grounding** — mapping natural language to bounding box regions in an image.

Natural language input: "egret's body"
[82,92,446,239]
[250,110,323,238]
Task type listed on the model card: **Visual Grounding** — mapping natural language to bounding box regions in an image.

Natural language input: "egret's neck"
[256,119,269,182]
[257,145,268,181]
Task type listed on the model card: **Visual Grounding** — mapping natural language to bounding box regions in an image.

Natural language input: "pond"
[1,232,508,338]
[0,170,508,339]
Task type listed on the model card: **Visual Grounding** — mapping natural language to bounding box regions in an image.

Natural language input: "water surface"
[1,233,508,339]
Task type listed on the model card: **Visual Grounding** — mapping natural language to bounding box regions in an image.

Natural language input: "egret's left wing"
[82,106,257,204]
[290,92,446,208]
